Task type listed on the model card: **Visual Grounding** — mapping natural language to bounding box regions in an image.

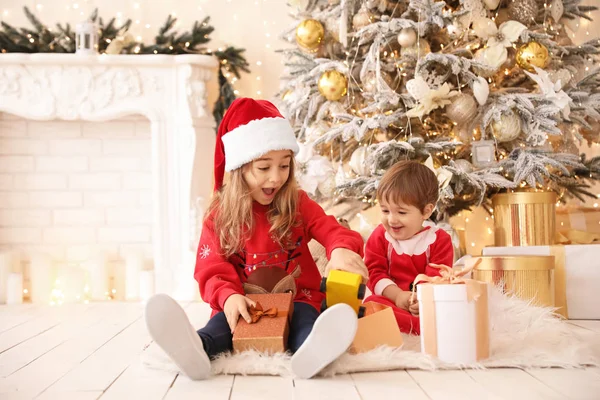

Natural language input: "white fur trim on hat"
[222,117,299,171]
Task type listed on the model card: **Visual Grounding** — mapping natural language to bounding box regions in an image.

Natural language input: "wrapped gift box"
[417,281,490,364]
[483,245,600,319]
[556,206,600,234]
[232,293,294,354]
[349,302,403,354]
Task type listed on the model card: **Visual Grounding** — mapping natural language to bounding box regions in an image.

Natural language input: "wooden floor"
[0,302,599,400]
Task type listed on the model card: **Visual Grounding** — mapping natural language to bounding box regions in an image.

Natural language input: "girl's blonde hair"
[206,157,299,258]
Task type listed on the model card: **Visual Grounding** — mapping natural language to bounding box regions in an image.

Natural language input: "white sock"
[291,303,358,379]
[144,294,211,380]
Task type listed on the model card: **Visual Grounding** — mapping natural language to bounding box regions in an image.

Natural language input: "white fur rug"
[141,288,600,377]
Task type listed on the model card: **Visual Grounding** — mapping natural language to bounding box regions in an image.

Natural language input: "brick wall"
[0,112,153,266]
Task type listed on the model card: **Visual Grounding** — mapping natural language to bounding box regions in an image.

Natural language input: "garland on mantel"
[0,7,250,128]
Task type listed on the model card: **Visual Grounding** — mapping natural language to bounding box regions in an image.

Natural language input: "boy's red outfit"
[194,190,364,316]
[364,224,453,334]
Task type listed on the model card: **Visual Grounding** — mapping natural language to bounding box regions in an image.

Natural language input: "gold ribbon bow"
[556,230,600,245]
[248,302,278,324]
[410,259,482,303]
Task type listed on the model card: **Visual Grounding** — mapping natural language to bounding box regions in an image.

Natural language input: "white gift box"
[417,281,490,364]
[483,245,600,319]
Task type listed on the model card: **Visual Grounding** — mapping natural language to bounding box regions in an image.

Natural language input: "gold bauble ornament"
[296,19,325,51]
[446,93,478,126]
[516,41,549,72]
[491,111,522,142]
[318,70,348,101]
[507,0,538,26]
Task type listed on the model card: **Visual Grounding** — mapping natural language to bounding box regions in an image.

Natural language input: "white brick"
[20,244,66,260]
[106,207,152,225]
[123,172,151,190]
[0,156,35,172]
[0,139,47,155]
[119,244,153,259]
[66,244,119,262]
[37,156,88,172]
[84,192,139,207]
[54,209,105,225]
[28,121,82,138]
[103,139,150,156]
[90,157,142,172]
[69,173,120,190]
[30,192,83,208]
[98,227,150,243]
[43,227,95,244]
[0,192,28,207]
[82,121,137,138]
[0,227,42,243]
[14,174,68,190]
[0,119,27,138]
[49,139,102,156]
[0,174,12,189]
[0,210,52,227]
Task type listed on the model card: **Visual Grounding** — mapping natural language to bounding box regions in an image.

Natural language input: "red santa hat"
[214,98,299,191]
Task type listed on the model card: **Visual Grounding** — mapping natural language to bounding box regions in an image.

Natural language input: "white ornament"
[491,112,522,142]
[335,164,347,186]
[446,93,478,125]
[454,159,474,173]
[471,140,496,168]
[317,175,337,197]
[483,0,501,10]
[349,146,370,176]
[550,0,564,22]
[397,28,417,47]
[473,76,490,105]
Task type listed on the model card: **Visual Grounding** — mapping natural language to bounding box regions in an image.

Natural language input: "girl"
[364,160,453,334]
[145,98,367,380]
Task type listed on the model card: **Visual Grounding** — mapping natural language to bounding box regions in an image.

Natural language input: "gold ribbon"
[413,260,489,360]
[556,230,600,245]
[248,302,279,324]
[550,246,568,319]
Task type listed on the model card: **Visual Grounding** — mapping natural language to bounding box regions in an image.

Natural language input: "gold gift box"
[492,191,557,247]
[468,255,555,308]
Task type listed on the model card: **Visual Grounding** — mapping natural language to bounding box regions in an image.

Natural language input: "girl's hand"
[223,294,256,333]
[325,248,369,282]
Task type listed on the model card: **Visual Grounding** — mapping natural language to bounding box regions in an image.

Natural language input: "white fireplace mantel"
[0,53,218,300]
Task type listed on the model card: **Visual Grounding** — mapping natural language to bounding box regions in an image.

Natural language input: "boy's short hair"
[377,160,439,212]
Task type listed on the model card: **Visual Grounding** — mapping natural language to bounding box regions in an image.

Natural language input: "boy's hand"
[394,291,413,312]
[223,294,256,333]
[409,299,419,316]
[325,248,369,282]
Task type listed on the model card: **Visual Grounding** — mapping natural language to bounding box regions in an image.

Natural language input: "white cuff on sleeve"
[374,278,396,296]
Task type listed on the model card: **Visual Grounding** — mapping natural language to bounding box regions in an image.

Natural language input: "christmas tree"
[277,0,600,220]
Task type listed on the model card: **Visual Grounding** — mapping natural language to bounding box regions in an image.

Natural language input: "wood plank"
[229,375,293,400]
[0,303,142,398]
[41,315,149,393]
[0,304,100,377]
[0,305,42,333]
[37,391,102,400]
[351,370,430,400]
[466,368,563,399]
[526,368,600,400]
[0,304,87,353]
[164,374,234,400]
[408,370,503,400]
[100,300,204,399]
[293,374,361,400]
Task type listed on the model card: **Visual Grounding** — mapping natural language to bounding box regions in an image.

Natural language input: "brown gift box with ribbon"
[414,262,490,364]
[232,293,294,354]
[349,302,403,354]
